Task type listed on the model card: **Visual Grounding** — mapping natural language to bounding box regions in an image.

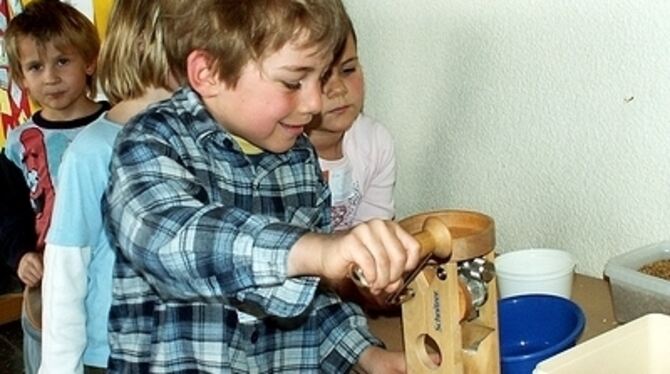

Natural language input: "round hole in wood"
[415,333,442,370]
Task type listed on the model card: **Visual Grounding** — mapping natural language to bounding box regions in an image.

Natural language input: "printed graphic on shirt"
[19,128,56,251]
[326,166,362,230]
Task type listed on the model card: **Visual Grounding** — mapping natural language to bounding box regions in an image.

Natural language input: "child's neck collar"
[231,135,263,155]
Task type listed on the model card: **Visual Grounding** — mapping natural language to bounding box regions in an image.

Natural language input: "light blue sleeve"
[47,131,111,247]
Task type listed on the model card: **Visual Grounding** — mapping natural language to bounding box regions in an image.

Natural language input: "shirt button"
[250,330,259,343]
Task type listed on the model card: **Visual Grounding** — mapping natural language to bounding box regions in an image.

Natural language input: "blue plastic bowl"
[498,294,585,374]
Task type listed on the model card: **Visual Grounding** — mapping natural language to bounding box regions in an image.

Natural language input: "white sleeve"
[356,146,396,222]
[39,243,90,374]
[351,117,397,223]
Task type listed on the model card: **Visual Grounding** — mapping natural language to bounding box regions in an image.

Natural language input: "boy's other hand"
[356,346,441,373]
[17,251,43,287]
[357,346,406,374]
[289,219,420,295]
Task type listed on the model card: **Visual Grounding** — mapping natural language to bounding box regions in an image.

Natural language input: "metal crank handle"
[349,217,453,288]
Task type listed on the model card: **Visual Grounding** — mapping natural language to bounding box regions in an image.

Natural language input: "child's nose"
[300,82,323,114]
[325,75,347,99]
[43,66,61,84]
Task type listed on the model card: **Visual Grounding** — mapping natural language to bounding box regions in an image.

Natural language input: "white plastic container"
[495,248,576,299]
[604,241,670,323]
[534,313,670,374]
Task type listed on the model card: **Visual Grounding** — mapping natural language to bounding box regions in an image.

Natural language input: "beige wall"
[343,0,670,277]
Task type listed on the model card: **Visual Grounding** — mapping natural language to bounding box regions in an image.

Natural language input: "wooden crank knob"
[412,217,452,259]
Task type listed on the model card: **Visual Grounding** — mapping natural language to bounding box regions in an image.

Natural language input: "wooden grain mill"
[392,210,500,373]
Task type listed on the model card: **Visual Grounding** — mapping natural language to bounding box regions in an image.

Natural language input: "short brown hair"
[98,0,171,104]
[159,0,350,87]
[4,0,100,97]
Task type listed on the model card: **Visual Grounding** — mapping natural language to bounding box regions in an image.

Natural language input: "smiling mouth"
[280,121,308,135]
[281,121,308,127]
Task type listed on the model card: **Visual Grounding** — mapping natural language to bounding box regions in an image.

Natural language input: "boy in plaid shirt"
[103,1,420,372]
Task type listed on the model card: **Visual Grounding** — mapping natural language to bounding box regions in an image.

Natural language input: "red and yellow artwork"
[0,0,112,148]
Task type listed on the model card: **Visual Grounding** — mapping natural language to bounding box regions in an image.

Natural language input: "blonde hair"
[159,0,350,87]
[98,0,171,104]
[4,0,100,97]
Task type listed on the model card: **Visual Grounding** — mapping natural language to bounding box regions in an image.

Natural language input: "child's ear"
[187,50,220,98]
[85,60,96,76]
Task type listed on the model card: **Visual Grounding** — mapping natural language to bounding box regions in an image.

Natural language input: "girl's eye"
[341,65,357,76]
[57,58,70,66]
[26,64,42,72]
[282,81,302,90]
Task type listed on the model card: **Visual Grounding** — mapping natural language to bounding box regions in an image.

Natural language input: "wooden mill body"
[398,210,500,374]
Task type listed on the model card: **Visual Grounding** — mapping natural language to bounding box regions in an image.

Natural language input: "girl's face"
[318,33,364,133]
[18,37,95,120]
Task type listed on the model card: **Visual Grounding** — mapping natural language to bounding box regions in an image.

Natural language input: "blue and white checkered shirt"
[103,87,380,373]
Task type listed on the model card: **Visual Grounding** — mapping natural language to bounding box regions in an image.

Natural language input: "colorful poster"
[0,0,30,148]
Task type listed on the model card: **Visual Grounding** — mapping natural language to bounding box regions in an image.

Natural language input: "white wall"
[342,0,670,277]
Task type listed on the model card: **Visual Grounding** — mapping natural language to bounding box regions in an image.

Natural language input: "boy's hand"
[356,346,442,373]
[289,219,421,295]
[356,346,406,374]
[332,278,400,316]
[17,251,43,287]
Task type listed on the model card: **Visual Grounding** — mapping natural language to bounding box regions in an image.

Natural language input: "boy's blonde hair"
[159,0,350,87]
[4,0,100,98]
[98,0,171,105]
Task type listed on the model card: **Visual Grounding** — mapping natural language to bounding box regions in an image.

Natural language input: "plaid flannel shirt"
[103,87,380,373]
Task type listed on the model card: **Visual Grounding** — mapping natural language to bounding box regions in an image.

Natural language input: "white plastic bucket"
[495,248,576,299]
